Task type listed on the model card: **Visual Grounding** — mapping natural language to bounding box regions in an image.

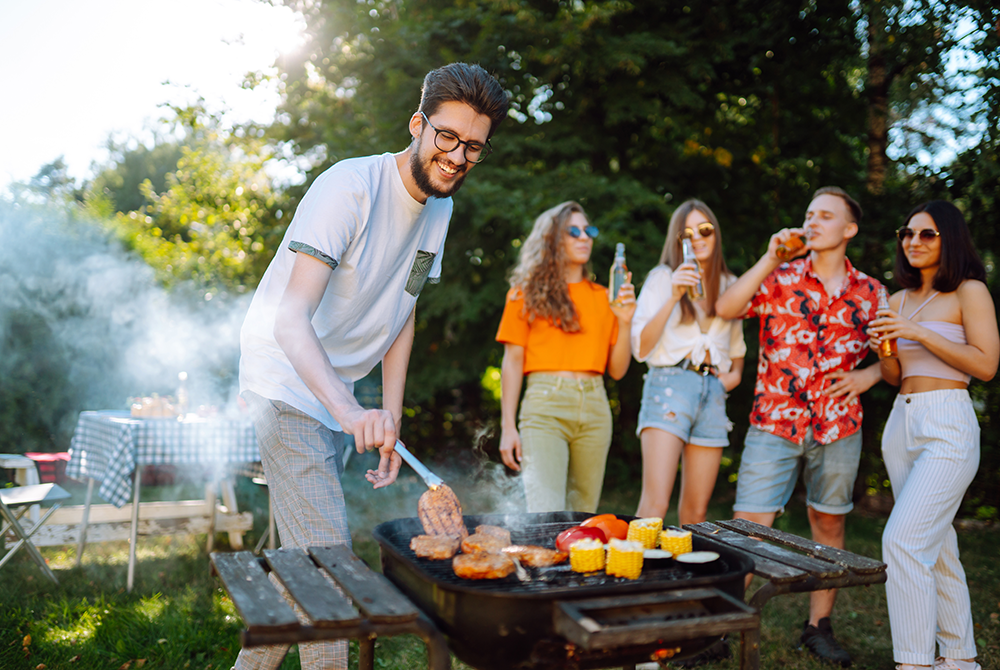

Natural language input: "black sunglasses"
[678,222,716,241]
[897,227,940,242]
[567,225,599,239]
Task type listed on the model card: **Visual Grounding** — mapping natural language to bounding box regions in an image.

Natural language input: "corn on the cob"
[569,537,605,573]
[660,528,693,555]
[627,517,662,549]
[606,538,644,579]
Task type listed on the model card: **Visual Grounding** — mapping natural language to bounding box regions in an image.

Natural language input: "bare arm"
[607,275,636,380]
[364,307,415,489]
[717,357,744,393]
[498,344,525,471]
[715,228,804,319]
[870,280,999,381]
[636,265,699,359]
[274,252,398,472]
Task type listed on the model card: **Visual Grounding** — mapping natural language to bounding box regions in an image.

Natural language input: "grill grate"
[378,515,732,595]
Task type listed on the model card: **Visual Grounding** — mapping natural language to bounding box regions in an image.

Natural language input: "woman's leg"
[882,392,980,667]
[677,444,723,526]
[519,377,572,513]
[565,381,612,513]
[635,428,685,519]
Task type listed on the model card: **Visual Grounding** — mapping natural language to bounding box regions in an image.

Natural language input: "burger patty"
[461,532,506,555]
[474,524,512,546]
[410,534,461,560]
[502,545,568,567]
[453,551,516,580]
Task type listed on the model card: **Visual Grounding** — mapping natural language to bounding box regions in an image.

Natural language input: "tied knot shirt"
[495,281,619,374]
[630,266,747,374]
[748,257,883,445]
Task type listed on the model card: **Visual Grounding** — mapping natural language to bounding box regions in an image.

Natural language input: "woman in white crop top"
[869,201,998,670]
[632,199,745,525]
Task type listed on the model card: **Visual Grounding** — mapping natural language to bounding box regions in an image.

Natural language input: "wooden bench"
[210,545,449,670]
[685,519,887,670]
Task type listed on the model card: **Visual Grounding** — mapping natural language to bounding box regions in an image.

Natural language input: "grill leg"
[359,633,375,670]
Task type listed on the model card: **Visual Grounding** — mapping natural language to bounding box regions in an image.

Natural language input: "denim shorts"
[734,425,863,515]
[636,366,731,447]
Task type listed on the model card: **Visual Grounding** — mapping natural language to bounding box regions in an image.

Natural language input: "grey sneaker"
[799,617,852,667]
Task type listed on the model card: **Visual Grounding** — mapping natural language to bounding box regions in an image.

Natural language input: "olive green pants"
[518,374,613,513]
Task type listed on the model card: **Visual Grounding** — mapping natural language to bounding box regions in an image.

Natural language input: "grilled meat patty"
[410,534,461,560]
[453,551,516,580]
[502,545,568,567]
[474,524,512,546]
[418,484,468,539]
[461,532,506,555]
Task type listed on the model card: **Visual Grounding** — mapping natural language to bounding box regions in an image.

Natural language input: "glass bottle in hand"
[877,287,897,358]
[681,237,705,301]
[610,242,627,306]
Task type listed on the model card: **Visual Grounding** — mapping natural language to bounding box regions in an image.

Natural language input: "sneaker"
[799,617,852,667]
[671,637,731,667]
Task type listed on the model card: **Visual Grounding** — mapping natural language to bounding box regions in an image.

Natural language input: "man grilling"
[236,63,509,670]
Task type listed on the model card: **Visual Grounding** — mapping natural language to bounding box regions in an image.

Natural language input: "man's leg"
[806,507,846,624]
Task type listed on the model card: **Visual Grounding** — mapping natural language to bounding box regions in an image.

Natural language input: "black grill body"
[373,512,753,670]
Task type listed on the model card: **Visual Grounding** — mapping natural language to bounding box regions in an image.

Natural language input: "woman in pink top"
[869,201,998,670]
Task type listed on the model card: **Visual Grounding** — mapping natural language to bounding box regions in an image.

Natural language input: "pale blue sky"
[0,0,303,190]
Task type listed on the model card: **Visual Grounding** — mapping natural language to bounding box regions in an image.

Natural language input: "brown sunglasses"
[897,227,940,242]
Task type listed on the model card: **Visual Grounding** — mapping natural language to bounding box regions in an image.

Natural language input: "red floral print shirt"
[748,257,883,445]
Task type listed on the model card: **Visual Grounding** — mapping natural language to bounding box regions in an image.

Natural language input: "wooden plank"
[11,511,252,548]
[716,519,886,574]
[264,549,362,629]
[308,545,418,624]
[211,551,299,634]
[687,522,837,582]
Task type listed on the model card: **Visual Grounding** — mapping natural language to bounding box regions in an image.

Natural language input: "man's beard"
[409,138,468,199]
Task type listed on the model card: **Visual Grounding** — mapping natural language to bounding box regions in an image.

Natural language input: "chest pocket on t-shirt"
[405,250,436,297]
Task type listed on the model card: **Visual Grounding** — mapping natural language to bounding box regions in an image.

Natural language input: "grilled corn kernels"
[660,528,693,555]
[569,538,605,573]
[627,517,663,549]
[606,538,644,579]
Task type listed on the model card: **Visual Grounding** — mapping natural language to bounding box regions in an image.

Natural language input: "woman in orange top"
[496,201,636,513]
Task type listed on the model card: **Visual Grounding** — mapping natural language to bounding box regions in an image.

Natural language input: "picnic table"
[210,545,449,670]
[685,519,887,669]
[64,410,261,591]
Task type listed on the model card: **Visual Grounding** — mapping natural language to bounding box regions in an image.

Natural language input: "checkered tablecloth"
[66,411,260,508]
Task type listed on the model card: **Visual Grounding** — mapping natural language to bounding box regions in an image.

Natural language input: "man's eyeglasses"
[567,225,599,239]
[419,111,492,164]
[678,222,715,241]
[897,227,940,242]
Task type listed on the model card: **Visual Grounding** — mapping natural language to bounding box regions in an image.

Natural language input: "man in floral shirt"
[717,186,883,668]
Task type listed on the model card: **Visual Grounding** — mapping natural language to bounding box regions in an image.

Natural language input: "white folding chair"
[0,483,72,583]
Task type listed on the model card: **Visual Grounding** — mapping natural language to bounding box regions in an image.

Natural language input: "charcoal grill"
[373,512,757,670]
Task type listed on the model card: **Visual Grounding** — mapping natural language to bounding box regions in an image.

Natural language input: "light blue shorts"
[734,425,862,516]
[636,366,731,447]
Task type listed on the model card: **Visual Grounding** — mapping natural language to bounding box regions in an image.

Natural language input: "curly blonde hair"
[508,201,591,332]
[658,199,731,324]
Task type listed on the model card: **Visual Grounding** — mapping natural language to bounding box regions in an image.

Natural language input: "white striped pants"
[881,389,980,666]
[235,391,351,670]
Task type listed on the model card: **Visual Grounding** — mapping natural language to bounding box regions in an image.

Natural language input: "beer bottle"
[681,237,705,301]
[609,243,627,306]
[877,287,897,358]
[776,234,807,262]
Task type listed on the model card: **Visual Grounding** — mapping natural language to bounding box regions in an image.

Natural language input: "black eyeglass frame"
[567,225,600,239]
[678,222,716,241]
[897,227,941,242]
[419,111,492,164]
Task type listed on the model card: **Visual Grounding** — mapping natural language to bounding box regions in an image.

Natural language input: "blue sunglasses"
[567,225,599,239]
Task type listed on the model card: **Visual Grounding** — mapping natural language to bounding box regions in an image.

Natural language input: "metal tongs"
[393,440,444,488]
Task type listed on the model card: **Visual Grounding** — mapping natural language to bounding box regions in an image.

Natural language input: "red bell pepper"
[555,525,607,552]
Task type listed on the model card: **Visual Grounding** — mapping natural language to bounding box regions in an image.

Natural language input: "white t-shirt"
[239,153,453,430]
[631,265,747,373]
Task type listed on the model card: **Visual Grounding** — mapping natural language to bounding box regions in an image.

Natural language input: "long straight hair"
[894,200,985,292]
[658,199,730,323]
[508,201,590,332]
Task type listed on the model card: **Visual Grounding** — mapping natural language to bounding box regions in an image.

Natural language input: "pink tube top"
[898,322,971,383]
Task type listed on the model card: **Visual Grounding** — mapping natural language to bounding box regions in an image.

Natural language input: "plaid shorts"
[234,391,350,670]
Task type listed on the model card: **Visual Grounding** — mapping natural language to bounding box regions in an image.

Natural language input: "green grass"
[2,453,999,670]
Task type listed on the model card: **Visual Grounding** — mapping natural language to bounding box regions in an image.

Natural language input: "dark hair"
[419,63,510,138]
[658,199,731,323]
[894,201,986,292]
[813,186,862,224]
